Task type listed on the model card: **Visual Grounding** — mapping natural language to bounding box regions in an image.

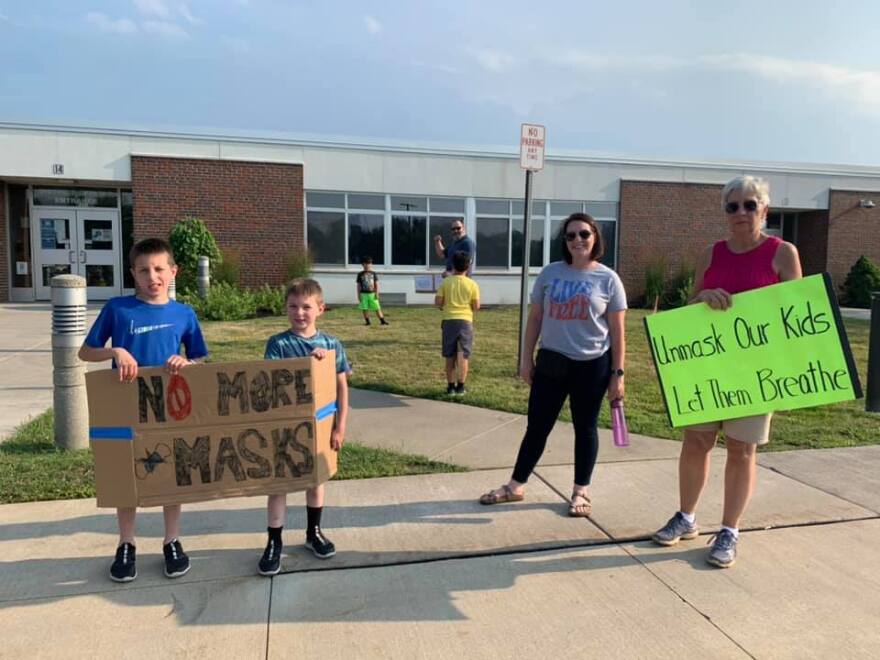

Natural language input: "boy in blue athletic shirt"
[257,277,350,575]
[79,238,208,583]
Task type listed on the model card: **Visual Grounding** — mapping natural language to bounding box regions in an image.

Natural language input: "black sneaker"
[364,319,371,326]
[455,382,467,396]
[446,383,456,395]
[380,318,389,325]
[305,529,336,559]
[163,539,191,578]
[110,542,137,583]
[258,538,283,576]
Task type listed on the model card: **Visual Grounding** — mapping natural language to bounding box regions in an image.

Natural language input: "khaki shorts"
[685,413,773,445]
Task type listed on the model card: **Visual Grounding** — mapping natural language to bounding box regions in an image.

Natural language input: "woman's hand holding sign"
[694,287,733,310]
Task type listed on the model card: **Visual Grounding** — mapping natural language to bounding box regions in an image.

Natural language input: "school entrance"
[32,207,122,300]
[12,186,134,302]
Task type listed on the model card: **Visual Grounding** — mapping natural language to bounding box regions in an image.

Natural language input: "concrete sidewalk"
[0,303,100,441]
[1,303,879,658]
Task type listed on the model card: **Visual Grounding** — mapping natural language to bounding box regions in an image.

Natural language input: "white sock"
[680,511,695,525]
[721,525,739,538]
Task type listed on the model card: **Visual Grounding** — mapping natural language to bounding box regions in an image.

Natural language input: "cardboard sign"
[644,274,862,427]
[86,355,339,508]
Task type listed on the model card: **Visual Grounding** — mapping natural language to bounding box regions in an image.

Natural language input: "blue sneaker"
[707,529,737,568]
[652,512,699,546]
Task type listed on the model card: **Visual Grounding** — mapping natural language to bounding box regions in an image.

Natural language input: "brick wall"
[0,184,7,302]
[619,180,723,301]
[795,210,828,276]
[131,156,304,288]
[826,190,880,293]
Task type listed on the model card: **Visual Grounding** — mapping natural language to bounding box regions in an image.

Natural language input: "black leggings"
[512,350,611,487]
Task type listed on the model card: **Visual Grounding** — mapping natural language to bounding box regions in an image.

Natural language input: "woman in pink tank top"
[651,176,802,569]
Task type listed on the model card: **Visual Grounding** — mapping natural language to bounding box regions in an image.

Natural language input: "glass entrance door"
[32,208,121,300]
[77,209,120,299]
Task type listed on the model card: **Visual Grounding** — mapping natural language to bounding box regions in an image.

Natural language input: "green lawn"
[0,410,464,505]
[204,304,877,452]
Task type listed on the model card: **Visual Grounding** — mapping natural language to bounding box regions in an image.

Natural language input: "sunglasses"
[564,230,593,241]
[725,199,760,214]
[451,226,464,232]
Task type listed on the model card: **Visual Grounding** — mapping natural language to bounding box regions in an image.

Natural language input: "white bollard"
[51,274,89,450]
[197,255,210,298]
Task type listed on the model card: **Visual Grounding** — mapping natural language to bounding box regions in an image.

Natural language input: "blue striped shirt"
[264,330,351,374]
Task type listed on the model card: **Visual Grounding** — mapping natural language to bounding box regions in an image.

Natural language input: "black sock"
[267,526,283,543]
[306,506,322,537]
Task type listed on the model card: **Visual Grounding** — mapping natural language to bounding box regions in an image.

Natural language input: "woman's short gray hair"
[722,175,770,209]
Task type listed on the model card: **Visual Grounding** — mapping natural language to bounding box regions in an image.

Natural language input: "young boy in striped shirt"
[257,278,351,575]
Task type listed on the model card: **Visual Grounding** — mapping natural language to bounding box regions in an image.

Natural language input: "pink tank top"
[701,235,782,295]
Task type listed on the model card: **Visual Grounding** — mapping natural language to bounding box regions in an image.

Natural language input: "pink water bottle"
[611,399,629,447]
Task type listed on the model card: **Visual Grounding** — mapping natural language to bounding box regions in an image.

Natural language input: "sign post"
[517,124,546,374]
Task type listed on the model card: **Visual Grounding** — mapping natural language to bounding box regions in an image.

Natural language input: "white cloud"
[364,15,382,35]
[179,3,200,24]
[516,48,880,116]
[469,48,516,73]
[701,53,880,111]
[86,12,138,34]
[142,20,188,37]
[412,60,459,75]
[134,0,171,19]
[550,51,684,72]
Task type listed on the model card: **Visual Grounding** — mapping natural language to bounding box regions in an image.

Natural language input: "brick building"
[2,122,879,305]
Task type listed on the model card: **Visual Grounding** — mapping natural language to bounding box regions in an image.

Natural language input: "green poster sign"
[643,274,862,427]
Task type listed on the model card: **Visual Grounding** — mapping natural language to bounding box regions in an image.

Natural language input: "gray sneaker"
[707,529,737,568]
[652,512,699,546]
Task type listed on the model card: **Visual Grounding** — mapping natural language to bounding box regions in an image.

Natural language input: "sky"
[2,1,880,166]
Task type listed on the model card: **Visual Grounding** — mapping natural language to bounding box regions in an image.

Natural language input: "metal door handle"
[80,250,86,263]
[69,250,76,264]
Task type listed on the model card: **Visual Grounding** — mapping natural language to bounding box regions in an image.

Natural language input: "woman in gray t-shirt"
[479,213,627,517]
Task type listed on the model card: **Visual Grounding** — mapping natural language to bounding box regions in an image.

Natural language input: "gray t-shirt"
[529,261,627,360]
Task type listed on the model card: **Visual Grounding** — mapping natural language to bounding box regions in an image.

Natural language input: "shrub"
[842,256,880,308]
[169,217,222,294]
[644,259,666,310]
[665,264,696,309]
[253,284,287,316]
[213,248,241,287]
[284,247,312,282]
[180,282,256,321]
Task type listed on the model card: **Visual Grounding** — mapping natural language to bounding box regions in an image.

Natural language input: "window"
[429,197,465,214]
[391,196,427,213]
[121,191,134,288]
[348,194,384,211]
[32,187,118,208]
[477,199,547,269]
[307,211,345,264]
[307,192,345,208]
[511,218,544,268]
[348,214,384,265]
[392,214,426,265]
[476,216,509,268]
[8,184,31,288]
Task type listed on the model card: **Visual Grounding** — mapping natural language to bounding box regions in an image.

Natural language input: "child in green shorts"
[355,256,389,326]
